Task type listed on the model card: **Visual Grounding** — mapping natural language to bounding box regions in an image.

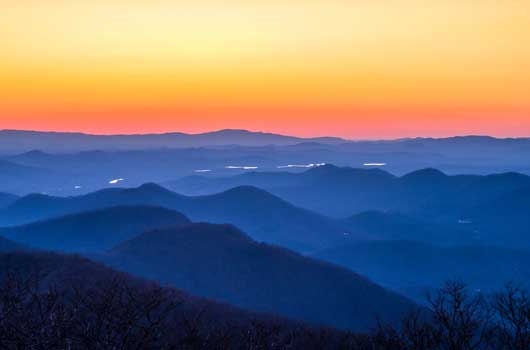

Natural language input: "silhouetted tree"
[2,264,530,350]
[427,280,495,350]
[493,283,530,350]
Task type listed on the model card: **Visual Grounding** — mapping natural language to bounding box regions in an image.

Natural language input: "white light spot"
[277,163,326,169]
[363,163,387,166]
[194,169,212,173]
[225,166,258,170]
[74,185,82,189]
[109,178,124,185]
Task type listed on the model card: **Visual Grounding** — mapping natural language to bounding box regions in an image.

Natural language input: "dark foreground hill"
[0,251,368,350]
[2,252,527,349]
[0,184,348,253]
[100,223,415,331]
[0,206,191,253]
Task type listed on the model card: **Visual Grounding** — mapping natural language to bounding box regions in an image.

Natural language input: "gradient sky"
[1,1,529,138]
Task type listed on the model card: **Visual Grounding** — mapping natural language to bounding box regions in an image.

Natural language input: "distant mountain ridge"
[165,164,530,216]
[0,160,56,195]
[0,129,347,153]
[2,131,530,196]
[3,164,530,249]
[164,164,530,248]
[2,129,529,154]
[165,164,396,199]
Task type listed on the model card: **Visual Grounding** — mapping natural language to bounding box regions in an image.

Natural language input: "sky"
[1,0,529,139]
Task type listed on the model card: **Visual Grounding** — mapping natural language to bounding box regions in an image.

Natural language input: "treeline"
[0,270,529,349]
[0,269,360,350]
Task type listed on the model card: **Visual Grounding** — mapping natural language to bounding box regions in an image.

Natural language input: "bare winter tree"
[427,280,496,350]
[493,283,530,350]
[68,277,182,350]
[1,264,530,350]
[0,269,75,349]
[373,281,499,350]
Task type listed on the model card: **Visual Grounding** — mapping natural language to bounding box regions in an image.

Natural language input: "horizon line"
[1,128,529,142]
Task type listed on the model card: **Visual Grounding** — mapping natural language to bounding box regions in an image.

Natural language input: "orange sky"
[1,0,529,138]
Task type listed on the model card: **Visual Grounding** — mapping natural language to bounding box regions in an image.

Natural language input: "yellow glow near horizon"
[1,1,529,137]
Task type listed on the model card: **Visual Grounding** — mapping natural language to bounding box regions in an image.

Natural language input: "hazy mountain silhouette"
[0,160,56,194]
[166,164,395,197]
[166,164,400,216]
[3,130,530,156]
[394,168,463,201]
[4,133,530,196]
[0,206,191,253]
[0,184,347,252]
[163,164,530,248]
[166,164,425,217]
[313,240,530,302]
[4,164,529,248]
[165,165,530,232]
[458,172,530,202]
[0,192,18,208]
[7,149,55,162]
[100,223,415,331]
[0,129,346,153]
[460,186,530,248]
[340,211,471,244]
[0,159,42,176]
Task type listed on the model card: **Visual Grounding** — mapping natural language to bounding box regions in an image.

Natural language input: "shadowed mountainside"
[0,206,191,253]
[0,236,29,253]
[313,240,530,302]
[339,211,472,245]
[0,250,354,348]
[99,222,416,331]
[0,184,348,253]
